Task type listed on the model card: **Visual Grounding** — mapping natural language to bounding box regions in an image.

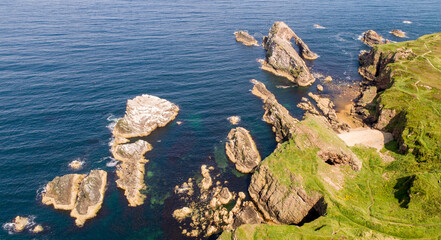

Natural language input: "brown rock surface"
[42,174,86,210]
[225,127,261,173]
[361,30,390,46]
[261,22,315,86]
[12,216,29,232]
[70,170,107,227]
[390,29,406,38]
[251,79,299,142]
[234,31,259,46]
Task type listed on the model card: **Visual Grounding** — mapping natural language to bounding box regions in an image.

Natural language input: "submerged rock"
[112,140,152,207]
[234,31,259,46]
[251,79,299,142]
[69,160,84,170]
[261,22,315,86]
[390,29,406,38]
[225,127,261,173]
[70,170,107,227]
[227,116,241,125]
[113,95,179,139]
[361,30,390,46]
[42,170,107,227]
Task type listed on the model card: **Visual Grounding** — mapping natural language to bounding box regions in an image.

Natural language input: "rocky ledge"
[225,127,261,173]
[42,170,107,227]
[260,22,315,86]
[112,94,179,207]
[251,79,299,142]
[234,31,259,46]
[361,30,390,46]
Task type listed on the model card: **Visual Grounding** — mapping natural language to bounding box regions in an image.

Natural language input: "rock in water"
[234,31,259,46]
[32,225,44,233]
[261,22,315,86]
[42,170,107,227]
[361,30,390,46]
[225,127,261,173]
[390,29,406,38]
[42,174,86,210]
[172,207,193,222]
[71,170,107,227]
[69,160,84,170]
[251,79,299,142]
[113,95,179,139]
[227,116,241,125]
[112,140,152,207]
[12,216,29,232]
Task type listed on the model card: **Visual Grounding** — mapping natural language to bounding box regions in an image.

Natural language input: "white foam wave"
[403,20,412,24]
[106,114,120,132]
[314,24,326,29]
[35,185,46,201]
[105,157,119,167]
[276,85,291,89]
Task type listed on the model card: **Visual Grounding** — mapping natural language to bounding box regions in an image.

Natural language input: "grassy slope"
[219,33,441,239]
[376,33,441,168]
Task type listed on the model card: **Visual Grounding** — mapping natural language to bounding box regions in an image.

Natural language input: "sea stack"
[112,94,179,207]
[234,31,259,46]
[260,22,316,86]
[225,127,261,173]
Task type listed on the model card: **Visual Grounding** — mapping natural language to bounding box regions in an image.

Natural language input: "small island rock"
[12,216,28,232]
[32,225,44,233]
[225,127,261,173]
[361,30,390,46]
[234,31,259,46]
[390,29,406,38]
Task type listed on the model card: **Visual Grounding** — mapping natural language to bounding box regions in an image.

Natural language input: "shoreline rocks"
[112,94,179,207]
[42,170,107,227]
[390,29,406,38]
[261,22,316,86]
[225,127,261,173]
[234,31,259,46]
[361,30,390,46]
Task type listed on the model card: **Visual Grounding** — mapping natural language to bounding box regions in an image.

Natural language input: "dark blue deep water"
[0,0,440,239]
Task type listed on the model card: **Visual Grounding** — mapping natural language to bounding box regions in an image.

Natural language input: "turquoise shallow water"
[0,0,440,239]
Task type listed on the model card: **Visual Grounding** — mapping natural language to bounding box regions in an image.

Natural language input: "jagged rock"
[227,116,240,125]
[42,170,107,227]
[112,140,152,207]
[42,174,86,210]
[218,187,233,205]
[32,225,44,233]
[390,29,406,38]
[12,216,28,232]
[232,202,264,228]
[297,98,320,115]
[234,31,259,46]
[261,22,315,86]
[225,127,261,173]
[361,30,390,46]
[308,92,343,130]
[238,192,246,199]
[173,207,193,222]
[248,165,326,224]
[251,80,299,142]
[205,225,218,237]
[113,95,179,139]
[359,47,415,89]
[199,165,212,191]
[70,170,107,227]
[317,84,324,92]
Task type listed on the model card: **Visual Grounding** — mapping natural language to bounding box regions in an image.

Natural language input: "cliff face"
[260,22,315,86]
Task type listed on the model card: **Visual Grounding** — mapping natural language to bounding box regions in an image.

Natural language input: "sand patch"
[337,128,393,151]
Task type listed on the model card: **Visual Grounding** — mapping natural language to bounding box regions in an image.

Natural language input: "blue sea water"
[0,0,440,239]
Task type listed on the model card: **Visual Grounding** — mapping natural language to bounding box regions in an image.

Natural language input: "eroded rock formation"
[261,22,315,86]
[390,29,406,38]
[234,31,259,46]
[308,92,349,131]
[361,30,390,46]
[251,79,299,142]
[225,127,261,173]
[112,95,179,207]
[42,170,107,227]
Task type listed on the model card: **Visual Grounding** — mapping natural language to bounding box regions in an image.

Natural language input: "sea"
[0,0,440,239]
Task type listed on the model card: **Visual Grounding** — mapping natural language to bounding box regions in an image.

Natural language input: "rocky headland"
[234,31,259,46]
[112,94,179,206]
[260,22,316,86]
[225,127,261,173]
[42,170,107,227]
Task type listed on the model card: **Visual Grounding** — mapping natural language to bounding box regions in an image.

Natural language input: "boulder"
[12,216,28,232]
[225,127,261,173]
[317,84,324,92]
[361,30,390,46]
[70,170,107,227]
[173,207,193,222]
[234,31,259,46]
[261,22,315,86]
[32,225,44,233]
[390,29,406,38]
[199,165,212,191]
[218,187,233,205]
[251,79,299,142]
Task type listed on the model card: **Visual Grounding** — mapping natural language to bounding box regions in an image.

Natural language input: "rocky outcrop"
[112,140,152,207]
[361,30,390,46]
[390,30,406,38]
[261,22,315,86]
[12,216,29,232]
[112,95,179,207]
[225,127,261,173]
[113,95,179,139]
[251,79,299,142]
[308,93,349,132]
[232,201,264,228]
[297,97,320,115]
[248,165,325,224]
[234,31,259,46]
[70,170,107,227]
[42,170,107,227]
